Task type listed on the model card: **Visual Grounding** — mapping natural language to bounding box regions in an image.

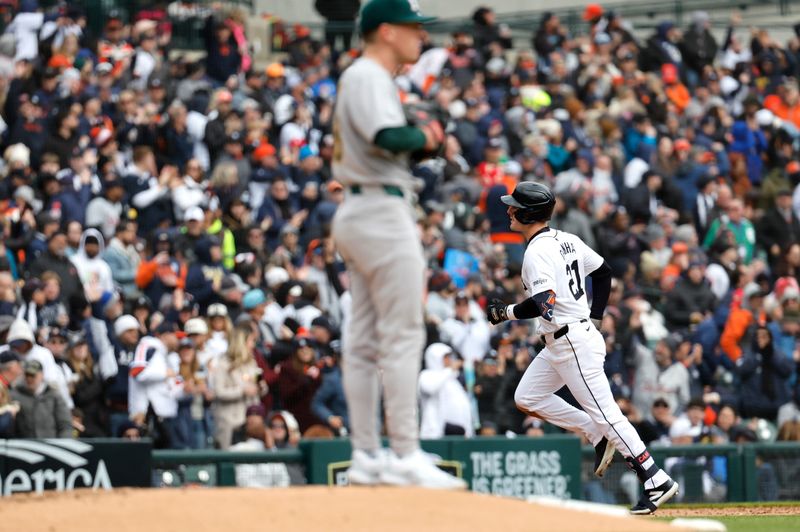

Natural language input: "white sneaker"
[379,449,467,490]
[347,449,385,485]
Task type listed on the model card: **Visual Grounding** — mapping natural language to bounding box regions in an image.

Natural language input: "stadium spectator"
[679,11,717,87]
[27,231,84,304]
[129,322,180,448]
[710,404,739,443]
[170,337,212,449]
[494,344,533,434]
[738,326,794,420]
[632,334,691,416]
[205,303,232,361]
[210,322,261,449]
[0,351,22,437]
[136,230,185,311]
[230,413,294,488]
[269,410,301,449]
[85,179,126,240]
[311,344,348,435]
[663,258,717,329]
[184,236,226,310]
[0,318,72,408]
[276,334,322,433]
[11,359,72,438]
[419,343,474,438]
[102,220,142,299]
[439,291,491,372]
[474,352,503,428]
[70,228,115,300]
[720,283,768,362]
[669,398,707,445]
[106,314,141,438]
[67,331,107,437]
[314,0,360,52]
[759,189,800,267]
[203,13,242,85]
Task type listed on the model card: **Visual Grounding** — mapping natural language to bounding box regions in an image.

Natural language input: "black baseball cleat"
[593,437,616,478]
[630,479,680,515]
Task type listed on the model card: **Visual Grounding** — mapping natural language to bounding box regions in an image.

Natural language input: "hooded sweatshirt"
[70,228,114,297]
[419,343,474,439]
[729,121,767,185]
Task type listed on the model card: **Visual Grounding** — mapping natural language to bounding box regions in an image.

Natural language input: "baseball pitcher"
[331,0,462,489]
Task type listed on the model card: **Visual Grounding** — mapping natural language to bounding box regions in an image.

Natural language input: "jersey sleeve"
[344,66,407,144]
[579,237,605,275]
[523,248,557,295]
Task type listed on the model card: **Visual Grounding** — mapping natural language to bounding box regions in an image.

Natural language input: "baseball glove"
[403,101,447,161]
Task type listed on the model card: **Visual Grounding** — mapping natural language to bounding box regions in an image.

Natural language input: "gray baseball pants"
[332,190,424,457]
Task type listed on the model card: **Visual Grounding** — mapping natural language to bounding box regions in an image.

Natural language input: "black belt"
[349,184,404,198]
[541,319,588,344]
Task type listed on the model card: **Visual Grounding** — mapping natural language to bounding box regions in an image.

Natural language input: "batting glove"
[591,317,602,331]
[487,299,510,325]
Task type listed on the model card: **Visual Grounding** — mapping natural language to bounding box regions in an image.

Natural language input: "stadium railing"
[152,436,800,504]
[149,438,800,503]
[581,441,800,504]
[151,448,304,487]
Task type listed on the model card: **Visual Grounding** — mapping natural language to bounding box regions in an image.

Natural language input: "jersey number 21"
[566,259,584,300]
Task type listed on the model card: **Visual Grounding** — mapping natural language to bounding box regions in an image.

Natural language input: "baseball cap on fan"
[185,206,204,223]
[359,0,437,34]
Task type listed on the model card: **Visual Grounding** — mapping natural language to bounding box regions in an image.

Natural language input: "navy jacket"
[203,16,241,83]
[311,365,349,429]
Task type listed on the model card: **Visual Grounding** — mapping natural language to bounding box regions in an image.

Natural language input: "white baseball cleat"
[630,478,680,515]
[347,449,386,486]
[380,449,467,490]
[593,437,616,478]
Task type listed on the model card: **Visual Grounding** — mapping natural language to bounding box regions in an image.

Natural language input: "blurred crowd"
[0,1,798,461]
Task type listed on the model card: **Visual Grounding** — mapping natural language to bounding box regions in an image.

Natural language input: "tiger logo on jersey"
[541,292,555,321]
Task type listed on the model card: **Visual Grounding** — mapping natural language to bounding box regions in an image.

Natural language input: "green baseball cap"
[359,0,437,34]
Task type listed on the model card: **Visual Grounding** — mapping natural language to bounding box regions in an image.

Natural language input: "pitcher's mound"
[0,486,679,531]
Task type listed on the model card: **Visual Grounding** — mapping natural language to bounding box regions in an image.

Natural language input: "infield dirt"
[658,505,800,517]
[0,486,684,531]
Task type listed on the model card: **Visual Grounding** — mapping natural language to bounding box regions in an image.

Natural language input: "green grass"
[653,502,800,531]
[668,516,800,532]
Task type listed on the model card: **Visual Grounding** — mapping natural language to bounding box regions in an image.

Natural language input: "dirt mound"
[0,486,683,532]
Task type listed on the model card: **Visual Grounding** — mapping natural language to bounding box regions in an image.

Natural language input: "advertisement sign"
[301,438,461,486]
[303,436,580,498]
[0,439,152,496]
[449,436,581,499]
[327,459,461,486]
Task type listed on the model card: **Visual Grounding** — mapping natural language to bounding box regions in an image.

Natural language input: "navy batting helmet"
[501,182,556,224]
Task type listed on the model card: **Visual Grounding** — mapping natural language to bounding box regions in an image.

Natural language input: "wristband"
[506,304,517,320]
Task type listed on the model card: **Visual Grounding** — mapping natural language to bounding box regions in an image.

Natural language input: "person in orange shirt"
[661,63,690,114]
[768,79,800,129]
[719,283,768,362]
[476,137,507,188]
[660,242,690,291]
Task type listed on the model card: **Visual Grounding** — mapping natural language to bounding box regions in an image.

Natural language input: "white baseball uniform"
[513,228,652,464]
